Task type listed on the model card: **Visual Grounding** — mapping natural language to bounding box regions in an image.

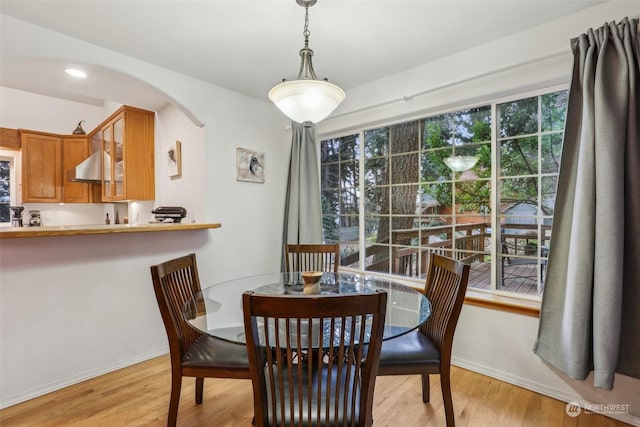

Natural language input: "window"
[0,158,12,223]
[320,89,567,298]
[0,151,19,224]
[321,134,361,268]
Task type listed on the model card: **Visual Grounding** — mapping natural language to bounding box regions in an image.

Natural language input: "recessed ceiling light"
[65,68,87,78]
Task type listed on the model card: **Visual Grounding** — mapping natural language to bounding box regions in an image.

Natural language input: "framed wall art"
[167,140,182,177]
[236,147,265,183]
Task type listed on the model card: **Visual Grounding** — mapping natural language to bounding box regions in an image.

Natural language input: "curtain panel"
[281,122,323,255]
[534,18,639,390]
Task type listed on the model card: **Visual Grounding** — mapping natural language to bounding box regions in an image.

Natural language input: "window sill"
[464,288,540,317]
[349,268,541,318]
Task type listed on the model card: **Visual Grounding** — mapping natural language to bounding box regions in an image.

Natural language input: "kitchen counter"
[0,222,221,239]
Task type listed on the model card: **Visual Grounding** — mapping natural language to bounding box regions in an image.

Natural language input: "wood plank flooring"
[0,355,631,426]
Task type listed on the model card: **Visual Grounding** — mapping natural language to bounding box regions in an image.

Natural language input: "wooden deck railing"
[339,221,551,278]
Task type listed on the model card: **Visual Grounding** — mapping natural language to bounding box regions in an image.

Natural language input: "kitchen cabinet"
[20,131,96,203]
[21,132,62,203]
[0,127,20,149]
[101,106,155,201]
[62,136,101,203]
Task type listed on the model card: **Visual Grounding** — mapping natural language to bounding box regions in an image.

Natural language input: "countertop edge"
[0,223,221,239]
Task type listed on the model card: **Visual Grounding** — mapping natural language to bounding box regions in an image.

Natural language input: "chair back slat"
[285,244,340,273]
[420,254,470,358]
[244,292,387,427]
[151,253,203,358]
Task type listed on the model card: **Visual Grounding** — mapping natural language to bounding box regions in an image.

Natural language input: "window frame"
[319,84,568,304]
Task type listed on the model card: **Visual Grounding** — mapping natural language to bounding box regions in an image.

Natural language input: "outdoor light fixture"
[443,155,479,172]
[268,0,345,126]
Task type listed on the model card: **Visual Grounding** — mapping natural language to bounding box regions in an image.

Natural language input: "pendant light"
[443,155,479,172]
[268,0,345,126]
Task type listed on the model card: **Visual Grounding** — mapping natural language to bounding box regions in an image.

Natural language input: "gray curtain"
[534,18,639,390]
[282,122,323,253]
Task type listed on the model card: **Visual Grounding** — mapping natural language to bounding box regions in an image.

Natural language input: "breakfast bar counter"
[0,222,221,239]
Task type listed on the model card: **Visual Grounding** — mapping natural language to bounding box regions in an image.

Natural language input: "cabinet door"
[121,108,155,201]
[113,116,125,199]
[62,138,90,203]
[101,113,126,201]
[21,133,62,203]
[102,124,113,200]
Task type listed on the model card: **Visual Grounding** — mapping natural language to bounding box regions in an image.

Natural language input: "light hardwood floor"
[0,355,631,426]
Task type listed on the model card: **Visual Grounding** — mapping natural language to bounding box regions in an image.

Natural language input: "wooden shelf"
[0,223,221,239]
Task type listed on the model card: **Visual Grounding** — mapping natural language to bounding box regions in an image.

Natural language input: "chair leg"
[421,373,431,403]
[195,377,204,404]
[440,367,455,427]
[168,373,182,427]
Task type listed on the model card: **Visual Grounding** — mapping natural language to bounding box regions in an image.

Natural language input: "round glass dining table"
[183,272,431,345]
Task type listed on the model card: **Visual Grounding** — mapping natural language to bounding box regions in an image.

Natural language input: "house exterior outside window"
[320,88,567,298]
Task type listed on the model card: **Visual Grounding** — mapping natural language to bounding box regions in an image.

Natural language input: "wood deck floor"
[467,261,542,296]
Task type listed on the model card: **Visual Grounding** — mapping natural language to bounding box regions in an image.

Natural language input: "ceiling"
[0,0,603,111]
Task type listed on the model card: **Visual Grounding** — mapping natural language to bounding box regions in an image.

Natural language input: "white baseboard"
[452,357,640,426]
[0,347,169,410]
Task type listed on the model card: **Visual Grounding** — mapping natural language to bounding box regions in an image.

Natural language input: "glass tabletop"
[184,272,431,345]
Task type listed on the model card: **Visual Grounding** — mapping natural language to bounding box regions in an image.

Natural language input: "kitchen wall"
[316,2,640,424]
[0,86,112,225]
[0,14,289,408]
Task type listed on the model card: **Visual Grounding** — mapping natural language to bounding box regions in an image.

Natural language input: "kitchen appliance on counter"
[10,206,24,227]
[151,206,187,223]
[28,210,43,227]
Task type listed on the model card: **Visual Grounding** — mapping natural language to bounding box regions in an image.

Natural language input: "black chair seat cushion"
[182,335,249,369]
[378,330,440,368]
[264,365,361,427]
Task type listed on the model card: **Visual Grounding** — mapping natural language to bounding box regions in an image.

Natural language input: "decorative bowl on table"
[301,271,323,294]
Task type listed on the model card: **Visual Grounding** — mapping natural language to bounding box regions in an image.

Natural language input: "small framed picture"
[167,140,182,177]
[237,147,265,183]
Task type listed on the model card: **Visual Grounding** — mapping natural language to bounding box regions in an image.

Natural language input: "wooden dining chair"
[242,291,387,427]
[284,243,340,273]
[150,253,251,427]
[376,253,470,427]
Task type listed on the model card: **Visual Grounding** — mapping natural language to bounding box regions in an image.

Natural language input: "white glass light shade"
[269,79,345,124]
[443,155,479,172]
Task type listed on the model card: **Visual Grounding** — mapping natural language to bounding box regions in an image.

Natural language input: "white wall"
[0,15,289,408]
[317,2,640,424]
[0,86,107,133]
[154,103,206,223]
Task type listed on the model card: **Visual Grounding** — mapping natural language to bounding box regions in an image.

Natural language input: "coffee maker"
[28,210,43,227]
[10,206,24,227]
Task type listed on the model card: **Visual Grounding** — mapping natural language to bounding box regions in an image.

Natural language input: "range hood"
[67,151,106,182]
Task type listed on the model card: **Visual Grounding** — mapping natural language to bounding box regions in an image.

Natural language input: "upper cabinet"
[20,132,99,203]
[20,132,62,203]
[16,105,155,204]
[101,106,155,201]
[62,136,100,203]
